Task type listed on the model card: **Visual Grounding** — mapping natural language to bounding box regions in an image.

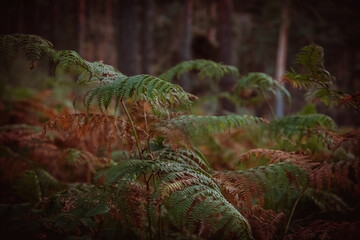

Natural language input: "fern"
[215,162,309,211]
[85,74,191,113]
[268,113,336,141]
[160,59,239,82]
[235,72,290,100]
[157,114,266,145]
[97,150,254,239]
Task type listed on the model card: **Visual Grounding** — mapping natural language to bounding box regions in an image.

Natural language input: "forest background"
[1,0,359,125]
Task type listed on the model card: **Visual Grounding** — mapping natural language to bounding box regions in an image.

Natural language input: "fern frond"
[12,170,42,203]
[157,114,266,145]
[235,72,290,99]
[155,147,213,173]
[295,45,324,72]
[0,34,55,69]
[160,59,239,82]
[269,114,336,140]
[309,159,360,195]
[238,149,319,171]
[215,162,309,211]
[244,205,286,240]
[0,34,126,85]
[98,154,254,239]
[45,113,147,155]
[85,74,191,112]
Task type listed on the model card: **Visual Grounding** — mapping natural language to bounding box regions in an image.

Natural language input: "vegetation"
[0,34,359,240]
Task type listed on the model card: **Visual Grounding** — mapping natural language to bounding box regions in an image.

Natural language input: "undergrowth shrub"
[0,34,359,240]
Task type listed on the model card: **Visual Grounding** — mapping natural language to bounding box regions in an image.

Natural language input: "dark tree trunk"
[140,0,154,74]
[217,0,235,112]
[117,0,139,76]
[78,0,86,58]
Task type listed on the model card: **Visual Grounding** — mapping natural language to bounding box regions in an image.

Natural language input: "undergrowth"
[0,34,359,240]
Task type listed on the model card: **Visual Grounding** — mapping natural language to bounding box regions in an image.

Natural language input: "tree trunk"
[78,0,86,58]
[217,0,235,112]
[117,0,139,76]
[179,0,193,91]
[275,0,291,117]
[140,0,154,74]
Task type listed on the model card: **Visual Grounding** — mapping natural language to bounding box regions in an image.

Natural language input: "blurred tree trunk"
[117,0,138,76]
[179,0,193,91]
[140,0,154,74]
[217,0,235,112]
[275,0,291,117]
[78,0,86,58]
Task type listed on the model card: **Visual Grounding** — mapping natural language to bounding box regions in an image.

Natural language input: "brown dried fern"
[44,113,148,157]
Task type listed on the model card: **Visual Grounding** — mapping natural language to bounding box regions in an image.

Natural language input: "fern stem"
[144,173,153,240]
[143,105,151,152]
[121,101,143,159]
[284,193,303,235]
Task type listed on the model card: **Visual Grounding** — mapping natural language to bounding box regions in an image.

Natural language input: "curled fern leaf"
[160,59,239,82]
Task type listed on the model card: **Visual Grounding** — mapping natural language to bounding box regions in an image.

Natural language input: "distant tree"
[217,0,235,112]
[140,0,154,74]
[117,0,139,75]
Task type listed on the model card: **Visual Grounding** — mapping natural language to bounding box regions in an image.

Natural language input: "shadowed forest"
[1,0,360,239]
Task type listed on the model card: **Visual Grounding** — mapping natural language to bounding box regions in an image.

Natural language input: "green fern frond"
[85,74,191,112]
[12,170,42,203]
[160,59,239,82]
[269,114,336,140]
[295,45,324,71]
[0,34,54,69]
[0,34,126,85]
[98,154,254,239]
[157,114,266,143]
[155,147,213,173]
[235,72,290,99]
[215,162,308,211]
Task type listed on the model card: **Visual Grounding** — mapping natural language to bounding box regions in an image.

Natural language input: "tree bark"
[179,0,193,91]
[117,0,139,76]
[140,0,154,74]
[78,0,86,58]
[275,0,291,117]
[217,0,235,112]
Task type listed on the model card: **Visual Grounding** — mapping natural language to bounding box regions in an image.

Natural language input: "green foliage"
[98,148,254,239]
[160,59,239,82]
[268,114,336,141]
[285,45,360,112]
[235,72,290,100]
[158,114,266,144]
[1,34,359,240]
[12,170,42,203]
[85,74,191,113]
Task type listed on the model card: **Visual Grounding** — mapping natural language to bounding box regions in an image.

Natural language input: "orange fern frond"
[238,149,319,172]
[309,159,360,196]
[45,113,148,156]
[244,205,286,240]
